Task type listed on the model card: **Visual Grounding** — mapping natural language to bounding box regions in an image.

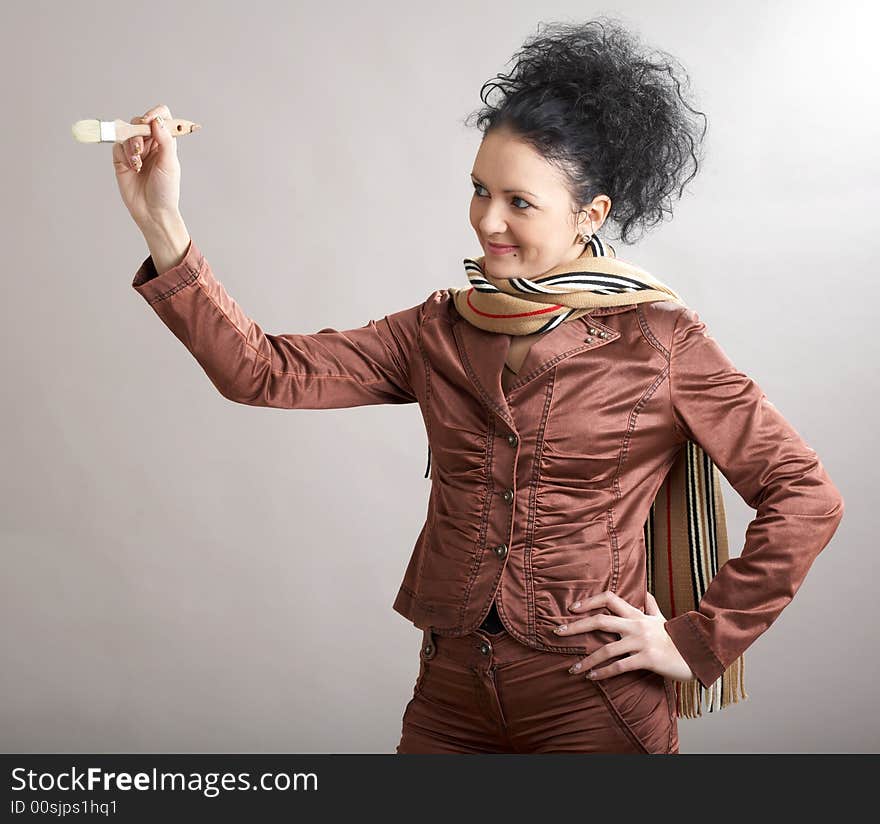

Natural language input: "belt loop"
[421,627,436,659]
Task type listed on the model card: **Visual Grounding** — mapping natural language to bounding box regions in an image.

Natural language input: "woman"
[114,18,844,754]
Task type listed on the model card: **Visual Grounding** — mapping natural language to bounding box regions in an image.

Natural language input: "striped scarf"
[435,235,747,719]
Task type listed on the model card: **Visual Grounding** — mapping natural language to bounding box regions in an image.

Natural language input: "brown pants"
[396,627,680,754]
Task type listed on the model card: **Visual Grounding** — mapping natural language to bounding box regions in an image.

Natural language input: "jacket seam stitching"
[636,304,671,359]
[589,679,650,753]
[145,256,202,304]
[506,342,591,390]
[505,318,618,391]
[669,308,687,440]
[374,314,417,398]
[417,318,433,446]
[454,323,515,428]
[608,365,669,592]
[458,417,497,627]
[665,677,677,752]
[682,612,724,676]
[524,370,556,641]
[181,275,411,384]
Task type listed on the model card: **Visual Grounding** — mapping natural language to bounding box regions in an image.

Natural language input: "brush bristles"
[71,119,107,143]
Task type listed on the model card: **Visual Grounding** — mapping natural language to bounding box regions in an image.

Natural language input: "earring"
[579,218,596,245]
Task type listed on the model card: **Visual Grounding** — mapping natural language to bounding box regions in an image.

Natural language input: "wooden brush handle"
[114,117,201,141]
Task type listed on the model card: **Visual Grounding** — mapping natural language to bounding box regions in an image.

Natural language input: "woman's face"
[469,127,611,280]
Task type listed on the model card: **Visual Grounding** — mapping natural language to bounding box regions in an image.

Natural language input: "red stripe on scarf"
[465,287,563,319]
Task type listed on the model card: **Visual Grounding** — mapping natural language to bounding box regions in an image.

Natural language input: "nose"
[478,212,511,238]
[472,198,513,239]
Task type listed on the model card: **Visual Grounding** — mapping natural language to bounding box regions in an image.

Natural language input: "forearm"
[141,213,191,276]
[665,305,846,688]
[130,236,423,408]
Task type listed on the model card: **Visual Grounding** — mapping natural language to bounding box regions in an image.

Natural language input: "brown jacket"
[132,238,845,690]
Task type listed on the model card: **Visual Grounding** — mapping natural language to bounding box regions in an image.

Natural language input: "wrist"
[140,213,191,276]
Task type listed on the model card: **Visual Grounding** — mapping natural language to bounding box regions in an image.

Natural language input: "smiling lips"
[488,241,518,255]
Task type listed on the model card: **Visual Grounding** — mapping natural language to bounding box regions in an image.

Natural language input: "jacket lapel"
[452,310,625,430]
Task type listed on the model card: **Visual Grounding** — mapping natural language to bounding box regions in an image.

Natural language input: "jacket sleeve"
[662,305,845,689]
[131,237,423,408]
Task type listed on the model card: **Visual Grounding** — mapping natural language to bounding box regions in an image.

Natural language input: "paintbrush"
[70,117,201,144]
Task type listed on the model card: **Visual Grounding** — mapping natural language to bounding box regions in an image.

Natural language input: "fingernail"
[131,155,141,172]
[554,625,567,634]
[569,662,582,673]
[570,601,581,610]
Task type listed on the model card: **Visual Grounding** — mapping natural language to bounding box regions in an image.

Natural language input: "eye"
[471,182,532,210]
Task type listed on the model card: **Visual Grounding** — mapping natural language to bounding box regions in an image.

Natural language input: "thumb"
[150,114,178,160]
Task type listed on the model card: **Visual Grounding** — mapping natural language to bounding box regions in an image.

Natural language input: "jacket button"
[588,327,598,334]
[586,336,594,343]
[422,643,434,658]
[599,331,609,338]
[480,642,491,656]
[507,433,518,447]
[502,488,514,504]
[494,543,508,559]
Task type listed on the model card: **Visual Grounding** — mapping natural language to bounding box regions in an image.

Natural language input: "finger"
[134,104,171,158]
[643,591,662,617]
[142,105,177,158]
[567,638,641,675]
[605,590,644,616]
[569,590,642,618]
[132,118,156,160]
[585,649,647,680]
[150,110,179,159]
[112,139,132,173]
[553,612,629,637]
[585,644,649,681]
[146,113,166,153]
[129,116,143,157]
[141,104,173,132]
[571,589,642,618]
[127,116,146,172]
[142,103,172,122]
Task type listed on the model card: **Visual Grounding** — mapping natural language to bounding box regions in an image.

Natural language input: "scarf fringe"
[675,653,749,718]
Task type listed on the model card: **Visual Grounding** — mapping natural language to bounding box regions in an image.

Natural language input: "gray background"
[2,0,875,753]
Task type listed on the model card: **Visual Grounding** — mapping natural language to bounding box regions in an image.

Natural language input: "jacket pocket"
[588,667,676,754]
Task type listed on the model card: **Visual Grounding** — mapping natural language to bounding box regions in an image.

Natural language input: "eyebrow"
[470,173,538,199]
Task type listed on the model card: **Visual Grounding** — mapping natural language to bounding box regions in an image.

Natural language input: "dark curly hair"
[462,17,708,245]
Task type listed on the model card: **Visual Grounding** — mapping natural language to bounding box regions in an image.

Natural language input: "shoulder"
[420,288,458,324]
[639,298,692,323]
[631,298,694,346]
[425,288,454,311]
[383,288,452,325]
[633,300,726,361]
